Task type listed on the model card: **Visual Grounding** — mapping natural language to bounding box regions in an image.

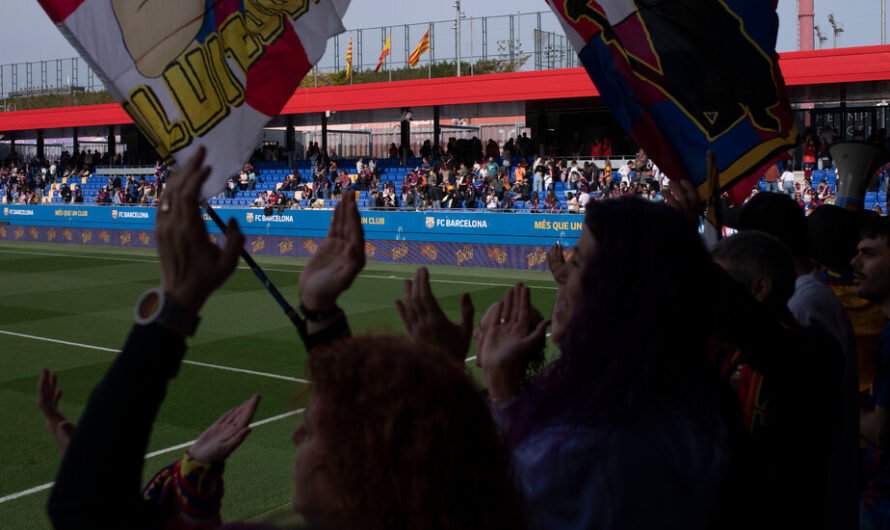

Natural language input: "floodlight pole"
[455,0,462,77]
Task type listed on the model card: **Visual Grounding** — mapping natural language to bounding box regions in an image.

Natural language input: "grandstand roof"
[2,45,890,139]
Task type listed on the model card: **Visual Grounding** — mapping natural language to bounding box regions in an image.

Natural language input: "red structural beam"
[2,45,890,134]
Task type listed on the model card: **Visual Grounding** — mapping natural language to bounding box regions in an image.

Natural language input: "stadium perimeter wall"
[0,206,582,270]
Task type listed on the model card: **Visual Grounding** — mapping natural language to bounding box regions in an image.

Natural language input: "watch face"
[137,290,163,321]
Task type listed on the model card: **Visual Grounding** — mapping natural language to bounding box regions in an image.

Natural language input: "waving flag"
[345,36,353,80]
[547,0,798,199]
[375,35,391,73]
[408,30,430,67]
[38,0,351,199]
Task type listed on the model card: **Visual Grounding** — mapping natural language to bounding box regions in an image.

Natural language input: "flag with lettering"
[38,0,351,199]
[547,0,798,199]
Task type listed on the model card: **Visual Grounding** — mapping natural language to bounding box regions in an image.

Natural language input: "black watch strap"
[298,303,343,322]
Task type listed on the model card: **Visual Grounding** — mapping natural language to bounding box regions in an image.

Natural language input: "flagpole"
[201,201,303,332]
[428,23,433,79]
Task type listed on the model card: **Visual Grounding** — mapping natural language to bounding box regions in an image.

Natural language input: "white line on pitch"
[0,330,308,384]
[0,409,303,505]
[0,248,557,290]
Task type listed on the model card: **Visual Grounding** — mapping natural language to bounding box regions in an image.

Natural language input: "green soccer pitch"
[0,240,557,529]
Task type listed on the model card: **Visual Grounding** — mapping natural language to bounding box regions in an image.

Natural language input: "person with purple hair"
[477,197,734,529]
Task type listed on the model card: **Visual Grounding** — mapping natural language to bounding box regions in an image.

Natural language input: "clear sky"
[0,0,882,65]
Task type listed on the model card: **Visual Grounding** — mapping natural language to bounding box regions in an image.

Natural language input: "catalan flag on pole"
[408,30,431,67]
[345,36,353,80]
[38,0,350,200]
[375,35,391,73]
[547,0,797,200]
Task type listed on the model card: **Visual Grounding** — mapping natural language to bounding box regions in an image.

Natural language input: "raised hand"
[156,146,244,314]
[188,395,260,464]
[37,368,76,454]
[547,242,565,279]
[478,284,549,403]
[395,267,474,364]
[299,193,366,312]
[664,179,703,223]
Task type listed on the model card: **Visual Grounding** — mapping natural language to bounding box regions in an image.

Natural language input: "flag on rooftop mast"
[547,0,797,201]
[37,0,351,200]
[375,35,392,73]
[408,29,431,67]
[345,36,353,81]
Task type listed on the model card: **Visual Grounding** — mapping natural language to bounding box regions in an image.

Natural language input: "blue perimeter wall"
[0,205,582,270]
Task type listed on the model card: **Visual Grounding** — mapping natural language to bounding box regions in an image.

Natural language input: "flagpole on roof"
[428,23,433,79]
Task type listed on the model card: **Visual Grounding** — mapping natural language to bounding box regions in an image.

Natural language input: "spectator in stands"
[528,191,540,213]
[578,187,591,211]
[532,163,545,196]
[803,136,817,182]
[129,177,142,203]
[498,191,513,210]
[59,183,72,203]
[602,137,613,157]
[601,160,613,190]
[464,186,478,209]
[854,216,890,529]
[477,198,731,529]
[737,193,856,363]
[567,161,582,190]
[710,230,845,529]
[808,205,889,525]
[566,191,580,213]
[780,164,796,195]
[544,189,559,213]
[759,163,779,194]
[618,159,633,186]
[485,189,498,210]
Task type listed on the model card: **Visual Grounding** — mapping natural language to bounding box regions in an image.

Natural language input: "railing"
[0,11,578,101]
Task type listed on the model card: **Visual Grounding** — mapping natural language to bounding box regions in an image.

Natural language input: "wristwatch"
[134,288,200,337]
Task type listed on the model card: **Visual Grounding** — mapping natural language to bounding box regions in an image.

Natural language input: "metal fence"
[0,10,579,100]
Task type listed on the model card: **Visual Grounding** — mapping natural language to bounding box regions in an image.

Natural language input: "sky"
[0,0,882,65]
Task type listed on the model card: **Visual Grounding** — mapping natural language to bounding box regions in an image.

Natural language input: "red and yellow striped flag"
[408,30,430,67]
[345,37,353,80]
[374,35,391,73]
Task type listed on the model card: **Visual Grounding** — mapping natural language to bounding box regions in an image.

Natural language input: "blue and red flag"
[548,0,798,200]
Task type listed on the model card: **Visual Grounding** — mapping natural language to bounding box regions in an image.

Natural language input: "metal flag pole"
[201,201,305,334]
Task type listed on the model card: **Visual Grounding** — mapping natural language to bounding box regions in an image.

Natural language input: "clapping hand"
[188,395,260,464]
[156,147,244,314]
[395,267,474,364]
[664,179,703,224]
[547,242,565,279]
[37,369,76,454]
[299,193,366,312]
[477,284,549,403]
